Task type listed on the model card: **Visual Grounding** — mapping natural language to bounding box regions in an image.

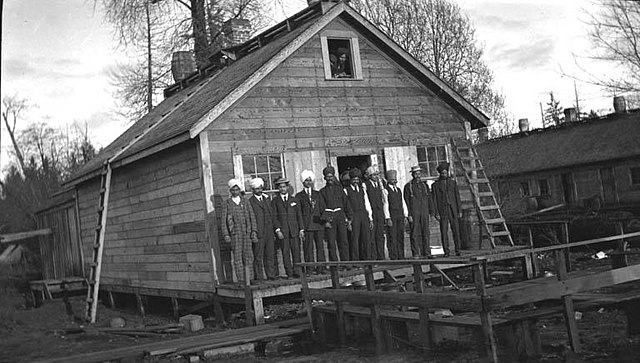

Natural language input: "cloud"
[472,14,531,31]
[488,38,556,71]
[3,55,108,82]
[2,58,39,79]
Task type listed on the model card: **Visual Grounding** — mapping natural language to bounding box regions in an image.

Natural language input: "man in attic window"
[330,48,351,78]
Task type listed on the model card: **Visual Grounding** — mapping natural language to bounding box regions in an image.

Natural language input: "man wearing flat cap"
[363,165,389,260]
[319,166,352,263]
[344,168,373,261]
[248,178,276,281]
[221,179,257,284]
[296,170,326,274]
[432,162,462,256]
[385,170,409,259]
[404,166,435,258]
[272,177,304,278]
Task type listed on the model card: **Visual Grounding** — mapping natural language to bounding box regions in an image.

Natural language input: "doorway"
[337,155,371,177]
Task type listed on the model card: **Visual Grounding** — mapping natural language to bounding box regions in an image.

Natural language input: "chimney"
[222,18,251,47]
[477,127,489,142]
[171,51,196,83]
[563,108,577,123]
[518,118,529,132]
[614,96,627,113]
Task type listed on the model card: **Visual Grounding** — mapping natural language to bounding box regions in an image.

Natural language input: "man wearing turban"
[248,177,277,280]
[319,166,352,263]
[221,178,257,283]
[295,170,326,274]
[344,168,373,261]
[432,162,462,256]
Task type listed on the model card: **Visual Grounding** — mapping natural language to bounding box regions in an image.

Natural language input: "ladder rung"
[490,231,511,237]
[459,156,476,160]
[485,218,506,224]
[477,192,494,197]
[469,178,489,184]
[465,167,484,171]
[86,298,94,303]
[88,280,96,285]
[480,205,500,211]
[89,262,98,267]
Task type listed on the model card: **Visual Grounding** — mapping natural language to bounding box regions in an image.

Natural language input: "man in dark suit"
[385,170,408,260]
[272,177,305,278]
[248,177,276,281]
[344,168,373,261]
[296,170,326,274]
[319,166,351,263]
[404,165,434,258]
[432,162,462,256]
[363,166,387,260]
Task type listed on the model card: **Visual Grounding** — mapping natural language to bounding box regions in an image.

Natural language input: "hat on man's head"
[410,165,422,173]
[349,168,362,179]
[249,177,264,189]
[386,170,398,179]
[300,170,315,183]
[228,178,243,190]
[365,166,379,176]
[340,170,350,181]
[436,162,450,173]
[273,177,289,186]
[323,166,335,176]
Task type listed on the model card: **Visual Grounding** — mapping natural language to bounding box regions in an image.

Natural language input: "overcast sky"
[0,0,616,172]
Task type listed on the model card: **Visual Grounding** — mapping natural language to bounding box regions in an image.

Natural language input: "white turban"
[365,166,379,175]
[300,169,315,183]
[228,178,243,190]
[250,177,264,189]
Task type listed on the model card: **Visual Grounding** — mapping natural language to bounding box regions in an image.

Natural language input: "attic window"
[520,181,531,197]
[320,31,362,80]
[631,167,640,186]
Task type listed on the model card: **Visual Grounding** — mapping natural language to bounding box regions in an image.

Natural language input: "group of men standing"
[221,162,463,284]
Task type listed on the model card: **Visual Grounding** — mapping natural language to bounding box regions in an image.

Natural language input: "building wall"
[76,141,212,292]
[492,157,640,218]
[202,18,473,280]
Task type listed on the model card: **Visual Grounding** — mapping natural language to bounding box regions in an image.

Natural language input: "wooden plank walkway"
[34,318,309,363]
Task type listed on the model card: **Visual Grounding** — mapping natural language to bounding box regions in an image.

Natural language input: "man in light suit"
[432,162,462,256]
[272,177,305,278]
[248,177,276,281]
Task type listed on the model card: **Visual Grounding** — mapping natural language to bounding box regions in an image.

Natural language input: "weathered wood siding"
[203,18,471,278]
[76,142,211,292]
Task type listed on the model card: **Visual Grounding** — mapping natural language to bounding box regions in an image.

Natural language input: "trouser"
[439,206,461,254]
[282,236,301,277]
[371,211,385,260]
[325,212,349,262]
[387,212,405,260]
[410,213,431,257]
[303,230,326,271]
[253,234,275,280]
[350,212,368,261]
[233,235,254,283]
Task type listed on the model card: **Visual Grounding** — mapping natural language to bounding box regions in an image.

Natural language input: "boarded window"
[520,181,531,197]
[538,179,550,196]
[321,31,362,80]
[241,154,284,192]
[631,167,640,186]
[417,145,448,178]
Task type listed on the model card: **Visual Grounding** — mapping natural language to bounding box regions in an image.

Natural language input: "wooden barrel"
[171,51,196,83]
[614,96,626,113]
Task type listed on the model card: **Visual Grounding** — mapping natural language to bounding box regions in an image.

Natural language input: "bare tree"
[351,0,507,125]
[1,95,30,173]
[584,0,640,94]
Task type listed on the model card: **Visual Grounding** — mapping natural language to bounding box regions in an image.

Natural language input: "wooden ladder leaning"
[85,162,112,323]
[451,138,514,248]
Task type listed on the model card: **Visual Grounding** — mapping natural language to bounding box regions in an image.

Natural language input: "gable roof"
[64,1,488,187]
[476,110,640,177]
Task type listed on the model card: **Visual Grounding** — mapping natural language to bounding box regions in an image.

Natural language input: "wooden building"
[476,108,640,219]
[39,1,490,309]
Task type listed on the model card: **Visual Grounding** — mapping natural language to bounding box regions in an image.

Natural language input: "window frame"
[416,144,450,179]
[233,154,285,193]
[520,181,531,197]
[630,167,640,187]
[320,30,363,80]
[537,179,550,196]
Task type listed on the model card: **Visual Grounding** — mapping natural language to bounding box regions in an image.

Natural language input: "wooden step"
[480,205,500,211]
[469,178,489,184]
[490,231,511,237]
[485,218,505,224]
[477,192,494,197]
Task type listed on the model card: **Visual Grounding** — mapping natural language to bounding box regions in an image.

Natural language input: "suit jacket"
[272,194,304,238]
[432,177,462,217]
[295,189,323,231]
[249,194,274,239]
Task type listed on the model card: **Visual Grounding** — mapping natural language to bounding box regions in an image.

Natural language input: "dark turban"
[323,166,335,176]
[349,168,362,179]
[436,162,450,172]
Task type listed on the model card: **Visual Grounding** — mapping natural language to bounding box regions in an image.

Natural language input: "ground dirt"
[2,250,640,363]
